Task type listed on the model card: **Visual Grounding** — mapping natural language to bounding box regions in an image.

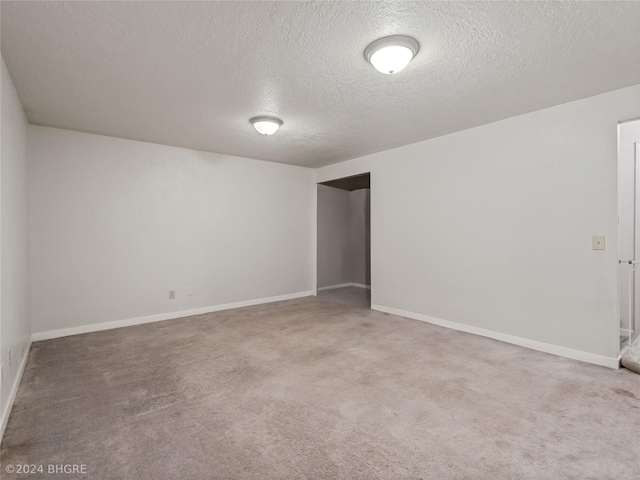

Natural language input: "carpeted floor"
[1,296,639,479]
[317,286,371,309]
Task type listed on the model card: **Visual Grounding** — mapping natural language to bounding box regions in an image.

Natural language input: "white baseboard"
[317,283,352,291]
[318,283,371,292]
[372,304,620,369]
[1,339,32,443]
[32,290,313,342]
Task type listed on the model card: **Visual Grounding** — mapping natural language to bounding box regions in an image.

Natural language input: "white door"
[618,120,640,347]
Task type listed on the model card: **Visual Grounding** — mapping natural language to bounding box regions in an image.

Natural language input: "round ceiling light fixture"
[250,116,283,135]
[364,35,420,75]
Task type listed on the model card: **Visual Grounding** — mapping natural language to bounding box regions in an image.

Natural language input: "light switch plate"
[592,235,605,250]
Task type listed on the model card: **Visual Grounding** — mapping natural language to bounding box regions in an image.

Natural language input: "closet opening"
[317,173,371,309]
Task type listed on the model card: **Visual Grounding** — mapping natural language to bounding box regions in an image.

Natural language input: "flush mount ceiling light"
[364,35,420,75]
[250,116,283,135]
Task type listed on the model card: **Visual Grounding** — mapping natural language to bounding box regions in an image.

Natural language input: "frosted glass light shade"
[364,35,419,75]
[250,116,283,135]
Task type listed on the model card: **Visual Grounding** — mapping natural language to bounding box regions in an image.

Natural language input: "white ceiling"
[2,1,639,168]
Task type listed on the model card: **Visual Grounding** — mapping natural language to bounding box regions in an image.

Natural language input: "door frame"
[314,172,371,298]
[617,118,640,356]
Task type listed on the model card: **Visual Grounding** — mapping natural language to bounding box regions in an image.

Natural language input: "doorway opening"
[618,119,640,357]
[316,173,370,309]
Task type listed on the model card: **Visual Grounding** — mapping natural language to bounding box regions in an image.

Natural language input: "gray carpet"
[1,296,639,479]
[317,286,371,309]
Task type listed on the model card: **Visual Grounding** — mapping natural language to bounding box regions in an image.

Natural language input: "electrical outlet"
[169,290,176,299]
[8,350,12,367]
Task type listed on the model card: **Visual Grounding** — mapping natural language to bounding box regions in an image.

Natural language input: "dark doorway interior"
[317,173,371,309]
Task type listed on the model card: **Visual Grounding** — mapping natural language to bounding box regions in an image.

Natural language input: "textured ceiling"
[2,1,639,167]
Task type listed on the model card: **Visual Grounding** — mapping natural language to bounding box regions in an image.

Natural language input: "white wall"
[349,189,370,286]
[317,85,640,362]
[29,126,314,335]
[317,185,351,288]
[0,58,31,426]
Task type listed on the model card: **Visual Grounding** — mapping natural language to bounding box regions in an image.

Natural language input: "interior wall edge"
[31,290,313,342]
[317,283,371,292]
[1,54,32,425]
[27,124,316,173]
[0,339,31,444]
[372,304,620,369]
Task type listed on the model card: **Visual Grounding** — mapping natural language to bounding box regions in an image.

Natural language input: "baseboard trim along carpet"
[31,290,313,342]
[371,304,620,369]
[317,283,371,291]
[0,340,32,443]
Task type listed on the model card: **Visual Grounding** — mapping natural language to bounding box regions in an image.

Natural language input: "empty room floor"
[317,286,371,309]
[2,297,639,479]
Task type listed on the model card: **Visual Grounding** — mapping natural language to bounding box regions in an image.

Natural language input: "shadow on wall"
[350,188,371,286]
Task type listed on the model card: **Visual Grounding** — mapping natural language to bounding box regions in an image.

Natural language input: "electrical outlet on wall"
[169,290,176,299]
[8,350,12,367]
